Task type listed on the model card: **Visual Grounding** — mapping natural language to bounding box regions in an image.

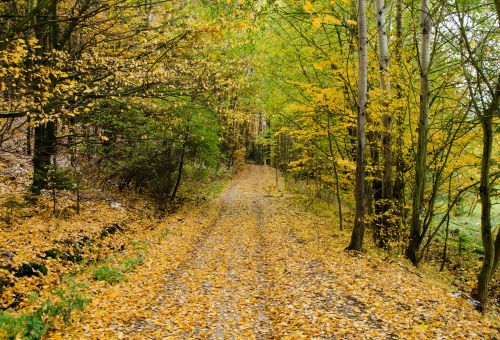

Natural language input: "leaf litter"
[48,165,498,338]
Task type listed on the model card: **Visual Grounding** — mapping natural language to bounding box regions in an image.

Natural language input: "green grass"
[0,288,88,340]
[439,198,499,253]
[93,266,124,284]
[120,256,144,273]
[206,181,226,197]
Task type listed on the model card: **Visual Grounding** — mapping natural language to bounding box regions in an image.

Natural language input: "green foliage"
[50,289,89,322]
[0,312,46,340]
[88,99,222,208]
[93,266,124,284]
[47,166,75,193]
[0,288,88,339]
[1,195,25,224]
[121,256,144,273]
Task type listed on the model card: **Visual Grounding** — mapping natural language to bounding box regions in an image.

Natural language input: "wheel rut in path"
[128,164,274,338]
[55,165,499,339]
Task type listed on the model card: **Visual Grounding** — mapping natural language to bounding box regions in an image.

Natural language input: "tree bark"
[347,0,367,251]
[406,0,431,265]
[30,0,59,194]
[374,0,393,248]
[26,117,32,156]
[32,122,56,194]
[170,125,190,203]
[440,176,452,272]
[393,0,406,250]
[477,80,499,311]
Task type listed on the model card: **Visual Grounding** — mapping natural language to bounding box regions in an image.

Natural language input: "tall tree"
[406,0,432,264]
[450,0,500,311]
[476,78,499,311]
[374,0,393,248]
[347,0,367,251]
[31,0,58,194]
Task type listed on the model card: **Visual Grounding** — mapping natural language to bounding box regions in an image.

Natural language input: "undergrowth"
[93,266,124,284]
[0,284,88,339]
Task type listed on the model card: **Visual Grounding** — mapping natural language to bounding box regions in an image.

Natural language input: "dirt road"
[56,165,497,338]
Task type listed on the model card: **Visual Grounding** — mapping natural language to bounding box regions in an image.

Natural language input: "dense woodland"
[0,0,498,337]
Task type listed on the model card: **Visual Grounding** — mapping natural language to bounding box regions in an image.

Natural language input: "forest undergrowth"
[2,165,496,338]
[0,155,231,339]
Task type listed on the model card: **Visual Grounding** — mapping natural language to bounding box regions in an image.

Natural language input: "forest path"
[56,165,497,339]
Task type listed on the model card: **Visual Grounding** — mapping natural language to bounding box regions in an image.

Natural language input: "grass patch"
[120,256,144,273]
[131,240,149,251]
[93,266,124,284]
[0,287,88,339]
[206,181,226,198]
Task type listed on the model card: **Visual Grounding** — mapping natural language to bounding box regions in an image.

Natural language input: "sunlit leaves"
[303,1,315,13]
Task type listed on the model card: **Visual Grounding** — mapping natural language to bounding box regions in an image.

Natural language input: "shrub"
[0,289,88,339]
[88,100,222,210]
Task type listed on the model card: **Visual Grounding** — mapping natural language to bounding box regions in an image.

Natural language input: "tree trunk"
[440,176,452,272]
[347,0,367,251]
[30,0,59,194]
[406,0,431,265]
[374,0,393,249]
[31,122,56,194]
[477,82,499,311]
[327,116,343,231]
[393,0,406,250]
[170,126,190,203]
[26,118,32,156]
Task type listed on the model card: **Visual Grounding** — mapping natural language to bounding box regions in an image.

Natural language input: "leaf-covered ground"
[47,165,498,338]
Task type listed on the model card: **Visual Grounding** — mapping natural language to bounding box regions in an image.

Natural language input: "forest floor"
[44,164,499,338]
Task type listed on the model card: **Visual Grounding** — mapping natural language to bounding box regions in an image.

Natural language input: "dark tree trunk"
[26,117,32,156]
[31,122,56,194]
[406,0,431,265]
[477,89,498,311]
[440,176,452,272]
[170,146,185,203]
[170,127,189,203]
[347,0,367,251]
[30,0,59,194]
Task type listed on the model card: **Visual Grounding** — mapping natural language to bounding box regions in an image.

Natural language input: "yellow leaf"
[312,16,322,28]
[324,15,341,25]
[303,1,314,13]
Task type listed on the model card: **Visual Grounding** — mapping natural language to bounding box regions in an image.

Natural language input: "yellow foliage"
[303,1,314,13]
